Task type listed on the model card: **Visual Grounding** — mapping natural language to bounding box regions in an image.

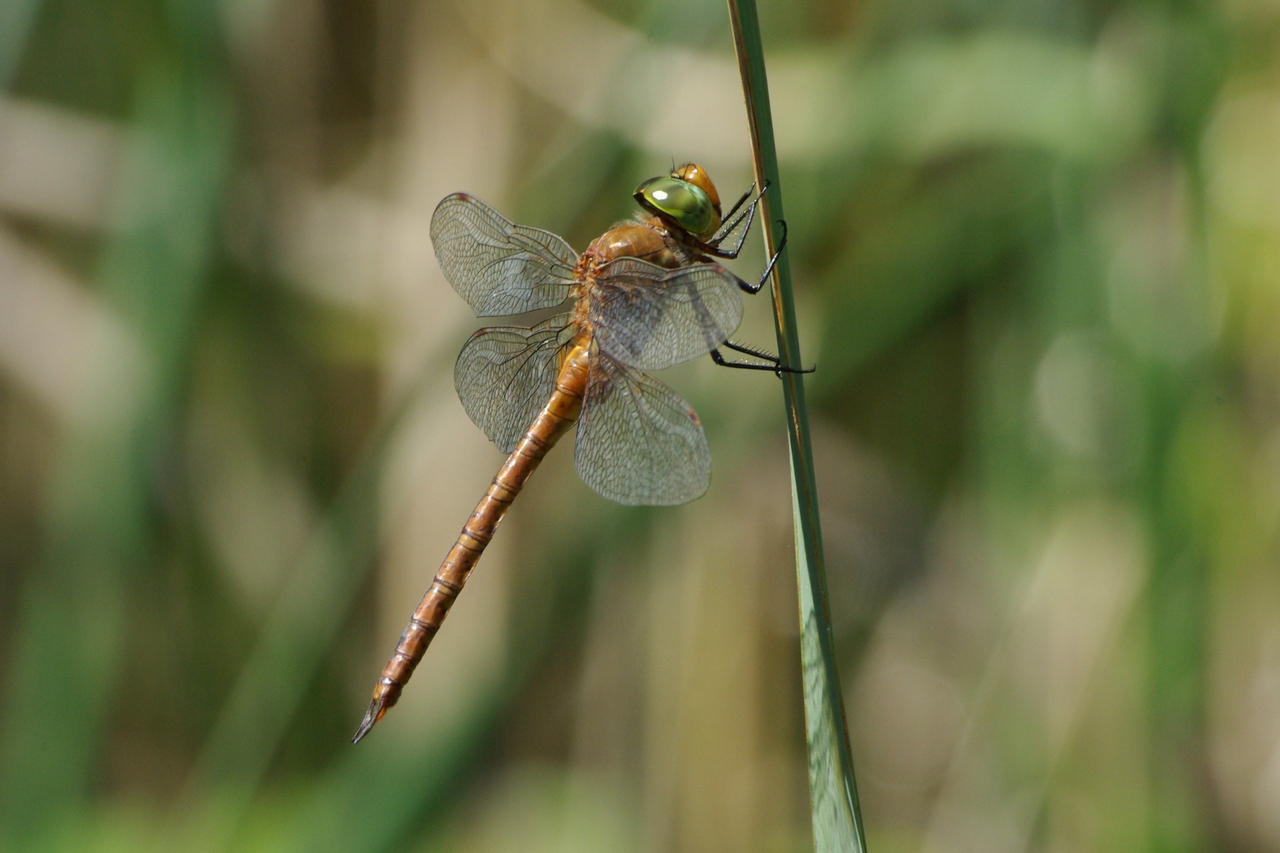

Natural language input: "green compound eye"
[634,176,715,237]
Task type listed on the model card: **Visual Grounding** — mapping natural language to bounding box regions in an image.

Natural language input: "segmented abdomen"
[353,339,591,741]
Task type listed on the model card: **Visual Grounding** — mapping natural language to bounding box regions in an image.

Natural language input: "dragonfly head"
[670,163,722,216]
[634,162,722,238]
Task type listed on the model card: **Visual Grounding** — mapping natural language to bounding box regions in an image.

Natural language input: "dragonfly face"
[634,162,732,240]
[634,175,718,237]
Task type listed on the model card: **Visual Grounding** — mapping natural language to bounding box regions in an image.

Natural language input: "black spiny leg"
[735,220,787,295]
[719,183,755,226]
[710,339,814,376]
[705,181,770,259]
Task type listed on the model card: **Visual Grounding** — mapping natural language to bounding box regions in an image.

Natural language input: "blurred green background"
[0,0,1271,849]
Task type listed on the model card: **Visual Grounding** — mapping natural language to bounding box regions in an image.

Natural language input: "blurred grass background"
[0,0,1272,850]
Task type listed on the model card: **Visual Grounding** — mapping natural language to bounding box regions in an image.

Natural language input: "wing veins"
[574,354,710,506]
[499,337,559,399]
[453,314,570,452]
[432,194,578,317]
[589,260,743,372]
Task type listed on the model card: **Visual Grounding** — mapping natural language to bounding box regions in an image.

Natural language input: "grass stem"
[725,3,869,850]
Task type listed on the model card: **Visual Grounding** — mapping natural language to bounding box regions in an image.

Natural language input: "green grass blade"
[0,0,41,87]
[0,43,232,844]
[725,3,868,851]
[174,357,447,849]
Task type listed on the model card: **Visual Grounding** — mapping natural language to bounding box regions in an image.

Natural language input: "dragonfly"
[353,163,801,743]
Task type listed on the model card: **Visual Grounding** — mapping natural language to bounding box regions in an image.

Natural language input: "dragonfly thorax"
[579,220,678,270]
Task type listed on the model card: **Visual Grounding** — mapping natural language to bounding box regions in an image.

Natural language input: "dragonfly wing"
[574,353,711,506]
[431,193,578,317]
[589,258,743,371]
[454,315,570,453]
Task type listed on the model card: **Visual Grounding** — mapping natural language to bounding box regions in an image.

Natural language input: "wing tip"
[432,192,474,216]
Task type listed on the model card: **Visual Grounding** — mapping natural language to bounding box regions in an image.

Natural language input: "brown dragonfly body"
[354,164,785,742]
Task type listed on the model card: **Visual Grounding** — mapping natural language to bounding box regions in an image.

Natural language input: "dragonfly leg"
[711,338,814,376]
[735,220,788,295]
[706,184,756,255]
[706,180,770,259]
[720,183,754,223]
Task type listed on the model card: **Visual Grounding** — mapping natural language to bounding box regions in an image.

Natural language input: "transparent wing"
[589,258,743,372]
[431,193,578,317]
[454,314,571,453]
[574,353,711,506]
